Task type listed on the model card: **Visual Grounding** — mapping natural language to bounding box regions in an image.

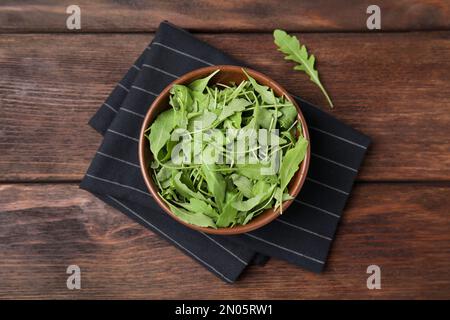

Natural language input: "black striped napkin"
[81,21,370,282]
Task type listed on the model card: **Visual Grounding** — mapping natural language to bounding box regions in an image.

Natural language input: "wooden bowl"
[139,65,310,235]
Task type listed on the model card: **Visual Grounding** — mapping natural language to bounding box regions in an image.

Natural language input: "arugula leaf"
[178,198,219,219]
[235,163,276,182]
[190,90,210,112]
[230,174,253,198]
[216,192,241,227]
[273,29,333,108]
[170,84,193,111]
[188,110,217,131]
[172,172,207,202]
[279,104,298,129]
[201,164,226,209]
[217,98,251,123]
[279,136,308,194]
[189,69,220,93]
[232,184,274,212]
[243,69,276,104]
[229,112,242,128]
[148,109,176,160]
[257,108,275,129]
[167,203,217,228]
[252,180,270,195]
[274,187,294,207]
[156,165,174,182]
[243,212,255,225]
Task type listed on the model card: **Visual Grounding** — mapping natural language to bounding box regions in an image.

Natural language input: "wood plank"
[1,33,449,181]
[0,0,449,33]
[0,183,448,299]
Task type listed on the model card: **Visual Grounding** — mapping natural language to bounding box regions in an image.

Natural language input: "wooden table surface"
[0,1,449,299]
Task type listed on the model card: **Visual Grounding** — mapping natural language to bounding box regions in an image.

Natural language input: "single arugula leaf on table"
[273,29,334,108]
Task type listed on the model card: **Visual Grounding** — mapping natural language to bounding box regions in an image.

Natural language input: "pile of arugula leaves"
[274,29,333,108]
[145,69,308,229]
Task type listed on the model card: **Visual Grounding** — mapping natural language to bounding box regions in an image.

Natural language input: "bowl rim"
[138,65,310,235]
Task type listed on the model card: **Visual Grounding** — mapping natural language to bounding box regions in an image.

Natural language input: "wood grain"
[0,183,448,299]
[0,0,449,33]
[1,33,449,181]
